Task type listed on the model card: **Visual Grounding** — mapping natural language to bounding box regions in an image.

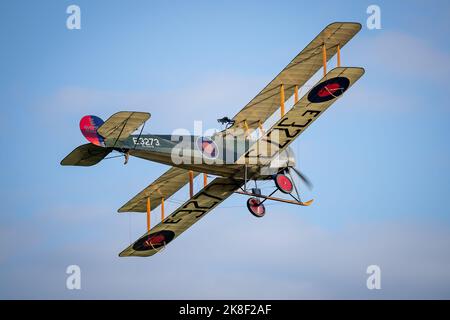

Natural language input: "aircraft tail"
[61,112,151,167]
[60,115,111,167]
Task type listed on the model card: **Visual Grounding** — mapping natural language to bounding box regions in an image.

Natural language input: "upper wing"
[60,143,112,166]
[98,111,150,144]
[119,177,244,257]
[118,167,200,213]
[237,67,365,165]
[229,22,361,133]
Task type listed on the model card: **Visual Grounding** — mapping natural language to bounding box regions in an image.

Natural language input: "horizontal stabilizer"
[60,143,112,166]
[98,111,150,145]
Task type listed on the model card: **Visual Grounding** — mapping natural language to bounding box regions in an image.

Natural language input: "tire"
[274,174,294,194]
[246,197,266,218]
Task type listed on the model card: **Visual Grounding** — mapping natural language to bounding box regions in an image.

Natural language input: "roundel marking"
[307,77,350,103]
[132,230,175,251]
[196,137,218,159]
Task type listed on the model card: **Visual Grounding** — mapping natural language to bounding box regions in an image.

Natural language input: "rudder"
[79,115,105,146]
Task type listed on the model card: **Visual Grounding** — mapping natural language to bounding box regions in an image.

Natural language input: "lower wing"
[119,177,244,257]
[237,67,365,165]
[118,167,200,213]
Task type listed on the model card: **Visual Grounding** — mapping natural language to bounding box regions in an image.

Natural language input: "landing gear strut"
[241,170,313,217]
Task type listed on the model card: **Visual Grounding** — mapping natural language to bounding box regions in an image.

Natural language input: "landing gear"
[274,174,293,194]
[246,197,266,218]
[240,169,313,218]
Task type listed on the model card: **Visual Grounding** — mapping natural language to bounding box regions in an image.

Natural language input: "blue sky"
[1,0,450,299]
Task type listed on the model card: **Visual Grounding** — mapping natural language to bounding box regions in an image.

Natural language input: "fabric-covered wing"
[230,22,361,133]
[98,111,150,143]
[237,67,365,165]
[118,167,200,213]
[60,143,112,166]
[119,177,244,257]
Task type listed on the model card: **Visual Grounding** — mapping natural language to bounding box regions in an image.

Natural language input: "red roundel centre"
[317,83,341,97]
[144,234,166,247]
[202,141,215,155]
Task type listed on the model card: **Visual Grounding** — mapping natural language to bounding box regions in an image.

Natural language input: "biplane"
[61,22,365,257]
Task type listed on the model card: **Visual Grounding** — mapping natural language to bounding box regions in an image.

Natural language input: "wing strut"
[146,197,151,232]
[146,196,165,231]
[161,197,165,221]
[189,170,194,197]
[337,44,341,67]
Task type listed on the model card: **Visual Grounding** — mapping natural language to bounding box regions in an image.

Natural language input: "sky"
[1,0,450,299]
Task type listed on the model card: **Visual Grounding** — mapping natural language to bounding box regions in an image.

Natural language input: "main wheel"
[247,197,266,218]
[274,174,293,194]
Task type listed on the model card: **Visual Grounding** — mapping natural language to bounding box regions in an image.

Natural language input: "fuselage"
[108,134,296,179]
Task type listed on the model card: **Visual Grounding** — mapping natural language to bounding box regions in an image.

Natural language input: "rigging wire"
[103,154,125,160]
[128,213,132,245]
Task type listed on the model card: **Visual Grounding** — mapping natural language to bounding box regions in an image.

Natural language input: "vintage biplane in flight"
[61,22,364,257]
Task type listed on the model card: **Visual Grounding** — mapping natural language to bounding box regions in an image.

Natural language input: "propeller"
[288,166,313,190]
